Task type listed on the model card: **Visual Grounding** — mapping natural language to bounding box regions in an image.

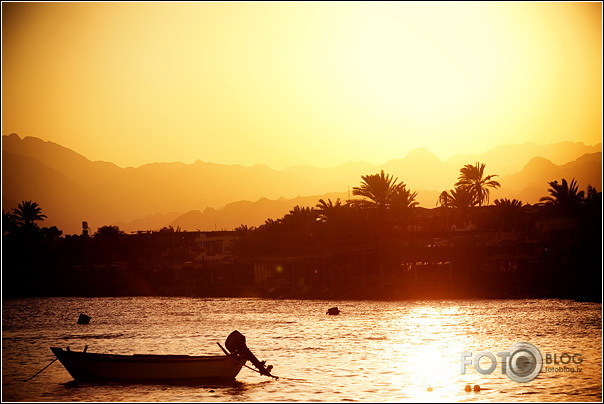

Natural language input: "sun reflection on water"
[385,304,467,401]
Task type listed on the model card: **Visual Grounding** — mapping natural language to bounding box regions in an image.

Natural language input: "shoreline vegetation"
[3,164,602,302]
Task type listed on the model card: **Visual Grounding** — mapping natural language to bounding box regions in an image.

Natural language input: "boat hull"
[50,347,246,382]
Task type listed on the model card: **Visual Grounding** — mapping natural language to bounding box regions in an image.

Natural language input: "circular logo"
[505,342,543,383]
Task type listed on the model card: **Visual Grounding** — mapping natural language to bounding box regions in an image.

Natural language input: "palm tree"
[448,186,475,209]
[281,205,318,230]
[445,186,475,231]
[261,218,281,229]
[93,225,125,238]
[284,205,315,219]
[436,186,476,228]
[390,185,419,211]
[3,209,18,237]
[583,185,602,209]
[351,170,418,234]
[352,170,412,210]
[493,198,523,209]
[435,190,454,230]
[11,200,47,230]
[159,225,181,233]
[316,198,342,223]
[389,185,419,231]
[539,178,584,210]
[455,162,500,206]
[234,224,255,234]
[493,198,524,231]
[436,190,453,208]
[229,225,256,259]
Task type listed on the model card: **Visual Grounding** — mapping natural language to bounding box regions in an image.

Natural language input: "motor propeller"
[225,330,276,378]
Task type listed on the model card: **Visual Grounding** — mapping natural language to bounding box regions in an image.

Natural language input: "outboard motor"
[225,330,275,378]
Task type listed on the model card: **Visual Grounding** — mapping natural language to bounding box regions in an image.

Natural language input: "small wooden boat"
[50,330,276,382]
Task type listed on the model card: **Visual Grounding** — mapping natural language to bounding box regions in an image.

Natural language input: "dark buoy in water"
[427,387,433,392]
[464,384,472,392]
[473,385,481,392]
[326,307,340,315]
[77,313,91,324]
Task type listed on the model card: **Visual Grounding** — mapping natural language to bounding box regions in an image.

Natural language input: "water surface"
[2,297,601,402]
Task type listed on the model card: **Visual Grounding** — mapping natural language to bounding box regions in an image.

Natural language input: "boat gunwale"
[50,347,245,363]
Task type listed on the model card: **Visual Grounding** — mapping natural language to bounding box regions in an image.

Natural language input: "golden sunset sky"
[2,2,602,169]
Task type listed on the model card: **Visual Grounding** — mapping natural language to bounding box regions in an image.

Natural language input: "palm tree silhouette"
[93,225,125,238]
[539,178,584,210]
[391,185,419,209]
[281,205,318,232]
[3,209,18,238]
[446,187,475,209]
[442,187,475,231]
[583,185,602,209]
[435,190,454,230]
[493,198,524,231]
[352,170,413,210]
[436,190,453,208]
[11,200,47,230]
[389,185,419,231]
[283,205,315,220]
[493,198,523,209]
[159,225,181,233]
[234,224,255,234]
[455,162,500,206]
[316,198,342,223]
[262,218,281,229]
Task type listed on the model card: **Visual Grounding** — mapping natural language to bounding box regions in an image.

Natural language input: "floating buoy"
[473,385,481,392]
[326,307,340,315]
[427,387,433,392]
[77,313,91,324]
[464,384,472,392]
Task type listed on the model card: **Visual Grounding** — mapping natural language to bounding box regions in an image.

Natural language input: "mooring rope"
[23,358,58,382]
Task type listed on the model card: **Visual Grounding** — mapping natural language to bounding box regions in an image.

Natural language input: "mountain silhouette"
[2,133,601,234]
[167,192,349,231]
[497,152,602,204]
[445,141,602,177]
[383,147,456,191]
[2,151,93,231]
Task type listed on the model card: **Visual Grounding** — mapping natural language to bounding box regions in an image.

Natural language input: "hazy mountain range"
[2,133,601,235]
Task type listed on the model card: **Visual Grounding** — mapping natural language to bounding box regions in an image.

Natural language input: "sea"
[2,297,601,402]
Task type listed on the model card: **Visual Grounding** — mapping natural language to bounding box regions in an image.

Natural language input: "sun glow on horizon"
[2,2,601,169]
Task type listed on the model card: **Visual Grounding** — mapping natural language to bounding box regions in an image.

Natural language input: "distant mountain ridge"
[159,192,349,232]
[497,152,602,204]
[445,141,602,176]
[2,133,601,234]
